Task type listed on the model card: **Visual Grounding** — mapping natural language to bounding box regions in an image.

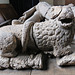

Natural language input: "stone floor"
[0,36,75,75]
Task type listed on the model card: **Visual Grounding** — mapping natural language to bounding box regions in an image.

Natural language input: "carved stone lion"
[0,2,74,69]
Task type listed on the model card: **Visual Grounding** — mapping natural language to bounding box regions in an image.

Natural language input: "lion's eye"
[60,18,73,24]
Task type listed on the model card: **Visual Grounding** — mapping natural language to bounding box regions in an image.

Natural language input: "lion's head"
[46,6,74,28]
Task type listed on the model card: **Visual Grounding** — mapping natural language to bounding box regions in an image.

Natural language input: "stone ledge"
[0,53,46,70]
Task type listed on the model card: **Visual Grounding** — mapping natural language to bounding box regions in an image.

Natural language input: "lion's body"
[0,19,74,57]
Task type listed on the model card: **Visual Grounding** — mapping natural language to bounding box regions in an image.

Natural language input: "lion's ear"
[36,2,51,17]
[46,6,62,20]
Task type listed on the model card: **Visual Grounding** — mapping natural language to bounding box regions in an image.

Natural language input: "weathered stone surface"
[0,25,23,58]
[12,6,36,25]
[33,11,74,57]
[0,5,74,58]
[0,2,74,69]
[57,53,75,66]
[0,31,17,57]
[11,2,74,58]
[12,20,23,25]
[0,56,9,69]
[0,25,23,40]
[10,53,43,69]
[0,51,9,69]
[12,2,51,25]
[35,2,51,17]
[0,52,45,69]
[46,6,62,19]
